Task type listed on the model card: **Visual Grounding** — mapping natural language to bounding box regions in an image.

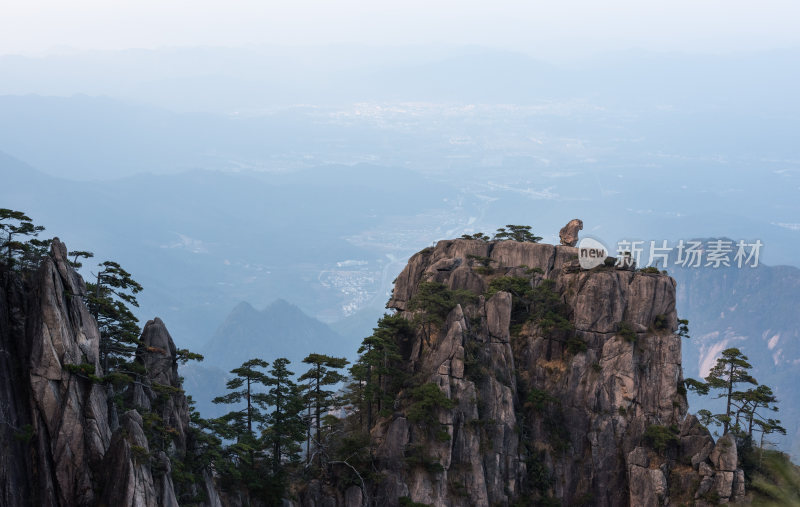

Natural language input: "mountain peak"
[264,298,296,312]
[202,298,355,372]
[229,300,258,317]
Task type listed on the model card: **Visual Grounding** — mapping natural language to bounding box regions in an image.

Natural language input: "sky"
[2,1,800,59]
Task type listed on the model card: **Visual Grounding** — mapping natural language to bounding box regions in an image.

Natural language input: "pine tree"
[493,224,543,243]
[753,418,787,450]
[68,250,94,269]
[407,383,455,443]
[460,232,491,241]
[346,361,369,430]
[212,358,271,439]
[263,358,305,477]
[174,396,225,504]
[18,237,53,272]
[0,208,45,268]
[408,281,476,345]
[84,261,143,374]
[212,358,272,503]
[351,314,410,430]
[704,347,758,434]
[732,385,783,440]
[686,352,785,468]
[299,353,349,467]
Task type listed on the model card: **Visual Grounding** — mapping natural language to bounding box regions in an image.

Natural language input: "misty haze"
[1,3,799,506]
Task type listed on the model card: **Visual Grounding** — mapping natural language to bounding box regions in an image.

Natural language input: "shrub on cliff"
[349,313,410,430]
[644,424,680,453]
[407,382,455,442]
[486,276,576,345]
[409,281,477,343]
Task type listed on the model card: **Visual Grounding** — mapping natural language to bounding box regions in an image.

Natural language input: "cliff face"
[0,239,220,506]
[365,239,745,506]
[0,238,111,505]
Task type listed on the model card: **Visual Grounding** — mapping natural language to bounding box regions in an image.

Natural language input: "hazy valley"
[2,42,800,505]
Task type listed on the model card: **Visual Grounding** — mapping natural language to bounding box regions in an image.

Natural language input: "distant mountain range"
[0,150,448,350]
[1,46,798,116]
[185,298,371,417]
[203,299,358,372]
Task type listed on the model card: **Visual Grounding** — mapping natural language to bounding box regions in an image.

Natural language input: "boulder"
[710,433,738,472]
[559,219,583,246]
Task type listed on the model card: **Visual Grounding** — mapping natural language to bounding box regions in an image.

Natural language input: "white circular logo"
[577,237,608,269]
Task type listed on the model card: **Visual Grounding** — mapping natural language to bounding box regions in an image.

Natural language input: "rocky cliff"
[0,239,220,506]
[0,236,752,506]
[316,239,746,506]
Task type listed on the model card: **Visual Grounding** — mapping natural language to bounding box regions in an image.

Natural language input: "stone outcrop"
[320,238,745,506]
[101,317,207,507]
[131,317,191,455]
[100,410,161,506]
[0,238,221,506]
[0,238,111,505]
[558,218,583,246]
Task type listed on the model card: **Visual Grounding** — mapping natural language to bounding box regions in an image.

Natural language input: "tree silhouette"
[460,232,491,241]
[732,385,784,441]
[263,358,305,479]
[213,358,271,438]
[299,353,349,468]
[493,224,543,243]
[211,358,273,502]
[0,208,45,268]
[408,281,476,346]
[704,347,758,434]
[351,314,410,430]
[68,250,94,269]
[18,237,53,272]
[85,261,143,374]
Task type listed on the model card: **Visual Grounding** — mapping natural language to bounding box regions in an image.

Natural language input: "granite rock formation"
[303,238,745,506]
[0,238,220,506]
[558,219,583,247]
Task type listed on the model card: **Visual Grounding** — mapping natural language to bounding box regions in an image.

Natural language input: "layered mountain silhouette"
[202,299,355,372]
[187,299,362,417]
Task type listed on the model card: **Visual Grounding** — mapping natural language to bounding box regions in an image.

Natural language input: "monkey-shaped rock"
[559,218,583,246]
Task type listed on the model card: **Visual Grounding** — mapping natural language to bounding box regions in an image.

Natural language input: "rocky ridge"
[0,235,750,506]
